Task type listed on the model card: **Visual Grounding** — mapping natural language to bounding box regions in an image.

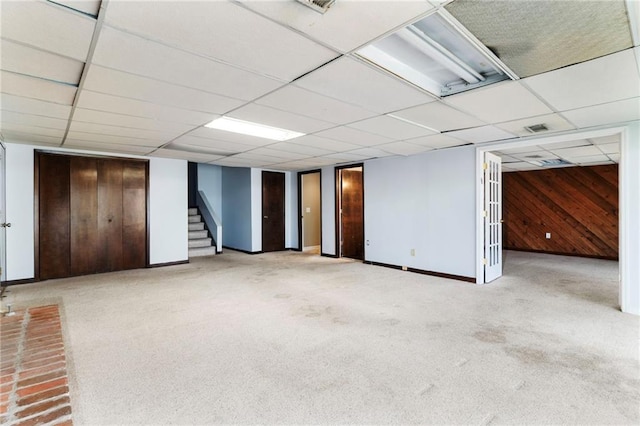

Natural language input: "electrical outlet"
[545,232,551,239]
[402,266,408,271]
[410,248,415,256]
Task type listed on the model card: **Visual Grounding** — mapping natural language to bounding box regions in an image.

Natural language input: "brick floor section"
[0,305,73,425]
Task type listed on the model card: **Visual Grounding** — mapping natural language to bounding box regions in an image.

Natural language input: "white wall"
[149,157,188,264]
[250,168,262,252]
[3,143,189,279]
[5,144,35,281]
[364,146,476,278]
[620,121,640,315]
[321,166,336,255]
[285,171,297,249]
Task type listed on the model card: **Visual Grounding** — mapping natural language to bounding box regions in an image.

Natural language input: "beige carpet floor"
[3,250,638,425]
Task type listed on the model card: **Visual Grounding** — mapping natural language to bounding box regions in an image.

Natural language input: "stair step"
[189,237,212,248]
[189,246,217,257]
[188,230,208,239]
[188,222,205,231]
[188,207,198,216]
[188,215,201,223]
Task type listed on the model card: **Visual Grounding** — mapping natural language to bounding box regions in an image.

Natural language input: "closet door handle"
[1,223,11,228]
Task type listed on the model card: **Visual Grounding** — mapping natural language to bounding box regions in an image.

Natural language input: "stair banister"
[196,190,222,253]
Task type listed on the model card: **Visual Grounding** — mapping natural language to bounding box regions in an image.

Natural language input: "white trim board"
[475,122,640,315]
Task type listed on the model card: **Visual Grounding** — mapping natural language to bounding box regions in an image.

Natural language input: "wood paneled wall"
[503,164,618,259]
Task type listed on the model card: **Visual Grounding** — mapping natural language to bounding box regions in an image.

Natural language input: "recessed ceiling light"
[204,117,305,141]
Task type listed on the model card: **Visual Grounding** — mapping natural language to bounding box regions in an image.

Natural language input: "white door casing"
[484,152,502,283]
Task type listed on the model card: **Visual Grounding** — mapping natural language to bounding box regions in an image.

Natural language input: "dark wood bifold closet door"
[37,152,148,280]
[341,169,364,260]
[39,154,71,280]
[262,171,285,252]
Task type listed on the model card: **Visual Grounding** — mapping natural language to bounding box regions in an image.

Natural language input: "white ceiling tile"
[566,155,612,165]
[228,104,335,134]
[73,108,194,133]
[1,71,77,105]
[444,81,553,123]
[445,126,516,144]
[1,130,62,145]
[256,85,377,125]
[501,161,544,171]
[0,110,68,130]
[494,153,520,163]
[561,98,640,128]
[608,153,621,162]
[1,0,95,61]
[1,39,84,85]
[227,151,290,163]
[579,160,615,166]
[66,131,162,148]
[69,121,176,142]
[392,102,485,132]
[63,140,154,155]
[103,1,337,81]
[93,26,284,101]
[512,151,559,161]
[597,143,620,154]
[550,145,603,158]
[240,1,433,53]
[266,142,332,157]
[188,127,275,147]
[348,115,436,140]
[375,141,434,156]
[0,94,71,119]
[347,147,396,159]
[50,0,101,16]
[82,66,244,114]
[151,148,225,163]
[537,140,591,150]
[76,91,215,126]
[495,114,575,137]
[0,122,65,138]
[295,57,435,113]
[321,152,370,162]
[313,126,392,147]
[245,147,309,161]
[404,134,467,149]
[590,134,621,145]
[285,135,361,153]
[171,135,254,154]
[525,49,640,111]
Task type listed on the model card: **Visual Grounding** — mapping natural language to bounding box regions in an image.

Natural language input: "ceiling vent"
[524,123,549,133]
[529,158,572,167]
[296,0,336,14]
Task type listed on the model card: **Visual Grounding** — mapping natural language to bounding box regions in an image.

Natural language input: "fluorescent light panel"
[205,117,305,141]
[356,11,512,97]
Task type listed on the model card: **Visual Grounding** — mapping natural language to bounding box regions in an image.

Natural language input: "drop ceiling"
[0,0,638,171]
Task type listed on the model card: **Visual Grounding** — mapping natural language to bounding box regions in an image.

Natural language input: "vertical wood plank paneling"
[70,156,98,276]
[341,169,364,260]
[38,154,70,280]
[122,161,147,269]
[97,159,124,273]
[503,164,618,259]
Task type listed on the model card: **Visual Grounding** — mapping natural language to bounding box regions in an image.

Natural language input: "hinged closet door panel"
[70,156,98,276]
[122,161,147,269]
[39,154,70,280]
[97,159,123,273]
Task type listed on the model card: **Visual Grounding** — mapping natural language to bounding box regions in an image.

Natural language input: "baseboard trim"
[1,278,37,286]
[504,247,618,261]
[222,246,263,255]
[148,260,189,268]
[365,260,475,283]
[321,252,338,258]
[288,247,303,252]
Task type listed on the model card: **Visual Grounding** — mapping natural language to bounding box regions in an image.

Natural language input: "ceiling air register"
[356,11,517,97]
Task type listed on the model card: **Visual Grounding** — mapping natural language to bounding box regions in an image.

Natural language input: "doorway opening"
[262,171,285,253]
[298,170,321,255]
[335,164,364,260]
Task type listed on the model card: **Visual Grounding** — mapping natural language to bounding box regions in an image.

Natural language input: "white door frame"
[475,122,640,315]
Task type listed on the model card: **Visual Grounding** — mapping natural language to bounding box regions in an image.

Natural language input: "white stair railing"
[196,190,222,253]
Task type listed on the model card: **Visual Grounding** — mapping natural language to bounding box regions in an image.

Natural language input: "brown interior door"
[122,161,147,269]
[70,156,98,276]
[97,159,124,273]
[38,154,70,280]
[341,169,364,260]
[262,171,285,252]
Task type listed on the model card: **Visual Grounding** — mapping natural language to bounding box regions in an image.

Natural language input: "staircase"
[188,207,217,257]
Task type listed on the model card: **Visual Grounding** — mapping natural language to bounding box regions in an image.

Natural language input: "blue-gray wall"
[222,167,252,251]
[197,163,222,216]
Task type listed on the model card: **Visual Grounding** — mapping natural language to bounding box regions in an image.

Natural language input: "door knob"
[263,216,268,219]
[1,223,10,228]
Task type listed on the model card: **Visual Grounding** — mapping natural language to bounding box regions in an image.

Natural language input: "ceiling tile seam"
[66,120,184,137]
[70,106,210,129]
[382,99,489,130]
[0,119,67,133]
[551,95,640,130]
[516,80,567,116]
[46,0,98,19]
[229,0,344,56]
[1,69,80,88]
[59,0,109,148]
[41,0,99,22]
[100,22,294,84]
[0,37,88,65]
[0,95,73,109]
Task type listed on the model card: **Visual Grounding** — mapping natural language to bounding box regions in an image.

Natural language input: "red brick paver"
[0,305,73,425]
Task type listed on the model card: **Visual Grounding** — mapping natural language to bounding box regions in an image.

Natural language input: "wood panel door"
[340,168,364,260]
[122,161,147,269]
[97,159,124,273]
[262,171,285,252]
[38,154,71,280]
[70,156,98,276]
